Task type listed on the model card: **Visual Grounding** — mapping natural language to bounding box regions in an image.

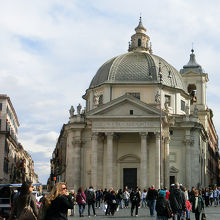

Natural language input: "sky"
[0,0,220,184]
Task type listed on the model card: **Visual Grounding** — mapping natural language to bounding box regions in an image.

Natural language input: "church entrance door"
[123,168,137,190]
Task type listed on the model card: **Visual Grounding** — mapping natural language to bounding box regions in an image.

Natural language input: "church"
[49,18,219,190]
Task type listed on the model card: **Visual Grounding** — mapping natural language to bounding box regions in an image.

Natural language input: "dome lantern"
[128,17,151,53]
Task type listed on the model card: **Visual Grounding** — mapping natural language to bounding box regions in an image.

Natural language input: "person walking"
[86,186,96,217]
[69,190,76,216]
[76,187,87,217]
[130,187,141,217]
[209,189,214,206]
[156,190,173,220]
[123,186,130,208]
[43,182,73,220]
[146,185,158,217]
[204,187,210,207]
[95,188,102,209]
[213,186,219,207]
[169,183,186,220]
[9,181,38,220]
[192,190,204,220]
[45,182,73,220]
[104,188,113,215]
[109,190,118,216]
[141,189,147,207]
[116,189,123,209]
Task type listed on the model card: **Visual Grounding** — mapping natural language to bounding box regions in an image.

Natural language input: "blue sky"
[0,0,220,184]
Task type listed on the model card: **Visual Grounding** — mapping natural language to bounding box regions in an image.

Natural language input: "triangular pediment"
[170,166,179,173]
[87,94,166,118]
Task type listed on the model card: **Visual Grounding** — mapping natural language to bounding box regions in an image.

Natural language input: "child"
[186,199,192,220]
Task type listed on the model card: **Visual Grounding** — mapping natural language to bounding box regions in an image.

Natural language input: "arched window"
[188,84,197,104]
[138,39,141,47]
[98,95,103,105]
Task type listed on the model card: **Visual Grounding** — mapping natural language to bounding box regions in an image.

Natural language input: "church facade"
[49,18,219,190]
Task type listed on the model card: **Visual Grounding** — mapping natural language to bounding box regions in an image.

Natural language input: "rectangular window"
[169,152,176,162]
[128,92,140,99]
[98,95,103,105]
[4,139,8,154]
[0,103,2,111]
[165,95,171,106]
[3,158,8,173]
[181,100,185,111]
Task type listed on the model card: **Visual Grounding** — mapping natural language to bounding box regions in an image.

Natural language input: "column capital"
[164,136,170,144]
[155,132,161,139]
[72,138,82,146]
[91,132,99,140]
[105,132,114,137]
[139,132,148,137]
[183,139,194,146]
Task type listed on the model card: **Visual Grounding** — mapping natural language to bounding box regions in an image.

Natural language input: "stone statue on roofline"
[69,106,75,117]
[77,104,82,115]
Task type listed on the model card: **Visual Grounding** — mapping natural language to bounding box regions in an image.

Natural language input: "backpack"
[87,191,95,203]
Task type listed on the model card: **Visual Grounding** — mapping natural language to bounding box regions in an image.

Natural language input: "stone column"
[164,137,170,187]
[73,139,81,190]
[185,136,192,188]
[155,132,161,189]
[140,132,148,189]
[91,132,98,189]
[106,132,114,189]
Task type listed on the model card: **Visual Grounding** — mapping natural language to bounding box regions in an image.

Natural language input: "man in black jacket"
[146,185,158,217]
[169,183,186,220]
[130,187,141,217]
[86,186,96,217]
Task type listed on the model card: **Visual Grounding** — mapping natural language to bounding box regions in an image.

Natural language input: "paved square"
[68,204,220,219]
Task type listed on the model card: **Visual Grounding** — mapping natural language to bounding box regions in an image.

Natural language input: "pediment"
[118,154,140,163]
[87,94,165,118]
[170,166,179,173]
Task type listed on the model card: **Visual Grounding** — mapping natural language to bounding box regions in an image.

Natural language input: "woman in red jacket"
[76,187,86,217]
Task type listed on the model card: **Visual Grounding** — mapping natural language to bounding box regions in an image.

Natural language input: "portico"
[87,95,169,190]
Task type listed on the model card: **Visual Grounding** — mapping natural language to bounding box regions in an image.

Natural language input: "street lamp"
[158,61,163,188]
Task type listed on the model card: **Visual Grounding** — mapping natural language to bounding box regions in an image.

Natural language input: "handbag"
[80,193,86,204]
[19,196,37,220]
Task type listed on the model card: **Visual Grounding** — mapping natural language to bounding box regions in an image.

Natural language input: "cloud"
[0,0,219,184]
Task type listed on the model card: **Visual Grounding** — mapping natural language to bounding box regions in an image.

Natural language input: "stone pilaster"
[106,132,114,189]
[164,137,170,187]
[155,132,161,189]
[91,132,99,189]
[140,132,148,189]
[73,139,82,190]
[184,136,193,188]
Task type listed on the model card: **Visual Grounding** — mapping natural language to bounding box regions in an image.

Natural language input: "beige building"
[0,94,38,183]
[49,18,219,190]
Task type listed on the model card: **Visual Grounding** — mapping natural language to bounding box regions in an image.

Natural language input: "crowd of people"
[8,181,220,220]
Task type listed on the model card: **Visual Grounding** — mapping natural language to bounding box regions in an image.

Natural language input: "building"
[49,18,219,190]
[0,94,38,183]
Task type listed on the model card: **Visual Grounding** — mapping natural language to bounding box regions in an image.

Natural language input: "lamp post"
[158,61,163,188]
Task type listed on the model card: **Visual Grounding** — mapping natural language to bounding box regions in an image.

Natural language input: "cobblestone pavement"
[68,204,220,219]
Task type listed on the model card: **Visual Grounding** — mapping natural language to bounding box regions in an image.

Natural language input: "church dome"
[89,51,187,92]
[89,18,187,93]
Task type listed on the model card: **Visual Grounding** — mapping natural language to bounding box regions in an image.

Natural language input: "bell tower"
[128,17,152,53]
[180,49,209,111]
